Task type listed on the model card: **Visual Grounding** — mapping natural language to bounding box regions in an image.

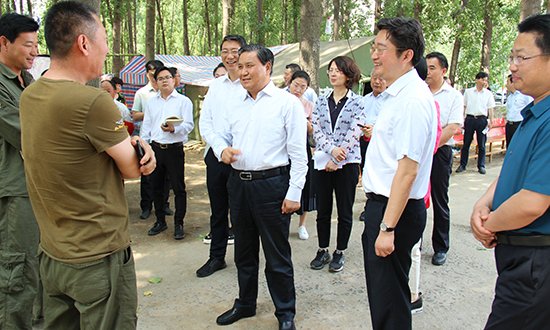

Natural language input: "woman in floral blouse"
[310,56,365,273]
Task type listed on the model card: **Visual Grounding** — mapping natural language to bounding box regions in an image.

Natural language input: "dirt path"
[78,146,501,329]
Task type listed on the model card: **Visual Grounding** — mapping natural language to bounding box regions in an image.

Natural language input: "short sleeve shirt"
[464,87,495,117]
[493,95,550,234]
[20,78,130,263]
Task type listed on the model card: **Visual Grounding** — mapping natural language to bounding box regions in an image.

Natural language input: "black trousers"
[227,171,295,322]
[362,195,426,330]
[460,115,488,168]
[505,121,521,149]
[430,145,453,254]
[315,164,359,251]
[140,174,171,212]
[360,138,369,173]
[485,244,550,329]
[205,148,231,261]
[150,144,187,226]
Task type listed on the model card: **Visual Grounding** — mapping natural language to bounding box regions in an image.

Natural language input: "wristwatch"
[380,222,395,233]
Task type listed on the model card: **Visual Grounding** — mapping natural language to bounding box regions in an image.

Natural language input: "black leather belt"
[507,121,521,125]
[496,233,550,247]
[232,165,289,181]
[366,193,388,203]
[152,141,183,149]
[467,115,487,119]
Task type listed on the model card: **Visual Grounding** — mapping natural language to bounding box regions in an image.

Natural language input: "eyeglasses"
[327,69,343,75]
[290,81,307,91]
[370,45,404,55]
[156,75,173,82]
[221,49,239,56]
[508,53,550,65]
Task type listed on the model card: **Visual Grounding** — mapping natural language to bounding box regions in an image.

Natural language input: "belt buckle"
[239,172,252,180]
[159,144,168,149]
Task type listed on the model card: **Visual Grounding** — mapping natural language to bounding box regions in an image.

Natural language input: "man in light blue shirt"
[505,74,533,147]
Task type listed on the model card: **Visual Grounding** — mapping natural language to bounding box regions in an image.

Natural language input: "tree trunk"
[449,0,469,85]
[127,9,135,54]
[292,0,299,42]
[182,0,190,55]
[256,0,265,45]
[222,0,230,36]
[19,0,22,13]
[204,0,212,53]
[414,0,423,22]
[480,0,492,73]
[333,0,340,40]
[282,0,288,44]
[145,0,155,61]
[156,0,167,54]
[26,0,32,16]
[112,0,122,77]
[520,0,540,22]
[373,0,382,34]
[300,0,321,93]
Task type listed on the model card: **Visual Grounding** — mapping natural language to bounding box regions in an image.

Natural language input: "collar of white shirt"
[384,68,420,98]
[242,80,277,101]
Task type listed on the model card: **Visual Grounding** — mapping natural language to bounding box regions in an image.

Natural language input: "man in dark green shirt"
[0,12,40,329]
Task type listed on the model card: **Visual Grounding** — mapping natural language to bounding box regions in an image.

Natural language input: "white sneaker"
[298,226,309,240]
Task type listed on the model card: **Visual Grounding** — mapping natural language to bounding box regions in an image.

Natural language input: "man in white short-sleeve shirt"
[457,71,496,174]
[505,74,533,147]
[361,17,437,330]
[424,52,464,267]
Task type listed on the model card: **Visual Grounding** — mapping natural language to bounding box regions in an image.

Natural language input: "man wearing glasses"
[456,71,495,175]
[471,14,550,329]
[141,66,194,240]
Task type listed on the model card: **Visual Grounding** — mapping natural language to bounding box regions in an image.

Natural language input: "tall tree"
[333,0,340,40]
[480,0,493,73]
[26,0,31,16]
[300,0,322,93]
[111,0,122,76]
[520,0,540,21]
[182,0,190,54]
[204,0,212,53]
[373,0,382,34]
[156,0,167,54]
[449,0,469,84]
[145,0,155,61]
[414,0,423,21]
[256,0,265,45]
[222,0,231,36]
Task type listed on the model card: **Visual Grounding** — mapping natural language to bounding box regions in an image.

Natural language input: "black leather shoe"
[164,206,174,216]
[478,166,486,175]
[216,306,255,325]
[432,252,447,266]
[359,211,366,222]
[174,224,185,240]
[148,222,167,235]
[456,165,466,173]
[279,320,296,330]
[140,209,151,219]
[196,258,227,277]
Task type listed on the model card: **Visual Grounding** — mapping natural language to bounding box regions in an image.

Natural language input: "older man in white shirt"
[215,44,307,330]
[141,67,194,240]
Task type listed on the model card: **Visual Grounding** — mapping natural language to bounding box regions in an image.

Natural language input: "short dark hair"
[376,17,425,67]
[168,67,179,77]
[153,66,173,80]
[146,60,164,72]
[290,70,310,86]
[328,56,361,89]
[44,1,99,59]
[0,12,39,43]
[415,56,427,81]
[475,72,489,80]
[285,63,301,73]
[101,79,116,90]
[425,52,448,70]
[213,62,226,77]
[508,74,513,83]
[220,35,247,50]
[238,44,274,75]
[111,76,124,86]
[518,14,550,55]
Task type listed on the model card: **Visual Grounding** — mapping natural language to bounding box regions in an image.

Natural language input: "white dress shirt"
[432,82,464,146]
[199,74,245,158]
[218,81,308,202]
[140,90,194,144]
[132,82,157,113]
[114,99,132,122]
[506,90,533,122]
[362,69,438,199]
[363,91,384,125]
[464,87,496,117]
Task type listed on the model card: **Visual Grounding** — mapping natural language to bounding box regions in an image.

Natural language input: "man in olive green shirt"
[0,12,40,330]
